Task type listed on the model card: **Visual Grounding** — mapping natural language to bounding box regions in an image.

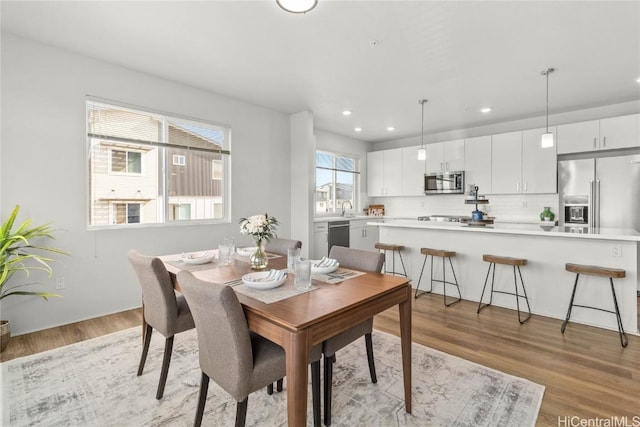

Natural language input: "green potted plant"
[0,205,69,352]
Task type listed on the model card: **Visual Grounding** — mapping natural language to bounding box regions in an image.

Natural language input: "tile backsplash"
[373,193,559,223]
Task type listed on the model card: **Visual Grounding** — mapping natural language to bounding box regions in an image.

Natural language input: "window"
[172,155,186,166]
[111,149,142,174]
[113,203,141,224]
[315,151,359,215]
[87,99,231,227]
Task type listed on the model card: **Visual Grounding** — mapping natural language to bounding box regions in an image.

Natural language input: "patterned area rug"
[1,327,544,426]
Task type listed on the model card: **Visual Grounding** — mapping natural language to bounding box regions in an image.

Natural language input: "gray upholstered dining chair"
[322,245,385,426]
[264,237,302,256]
[177,270,322,427]
[127,249,195,400]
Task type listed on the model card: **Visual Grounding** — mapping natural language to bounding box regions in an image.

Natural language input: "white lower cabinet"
[349,219,380,252]
[312,222,328,259]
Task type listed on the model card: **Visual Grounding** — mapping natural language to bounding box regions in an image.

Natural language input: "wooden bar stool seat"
[562,263,627,347]
[477,254,531,324]
[415,247,461,306]
[374,243,407,277]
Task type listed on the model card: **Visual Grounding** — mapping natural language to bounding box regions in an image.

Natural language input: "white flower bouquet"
[239,213,279,244]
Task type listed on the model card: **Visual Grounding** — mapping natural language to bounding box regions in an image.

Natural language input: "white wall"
[0,34,292,335]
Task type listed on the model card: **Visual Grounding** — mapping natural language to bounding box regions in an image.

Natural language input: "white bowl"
[236,247,255,257]
[181,252,214,265]
[242,271,286,290]
[310,261,339,274]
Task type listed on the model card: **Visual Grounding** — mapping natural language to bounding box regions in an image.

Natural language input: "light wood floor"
[1,294,638,426]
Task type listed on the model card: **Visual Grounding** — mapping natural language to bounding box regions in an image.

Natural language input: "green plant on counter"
[0,205,69,300]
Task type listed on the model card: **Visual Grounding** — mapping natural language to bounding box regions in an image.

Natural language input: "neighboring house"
[88,107,224,226]
[315,182,353,214]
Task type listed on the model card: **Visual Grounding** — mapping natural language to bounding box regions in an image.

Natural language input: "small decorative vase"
[249,240,269,270]
[540,207,555,221]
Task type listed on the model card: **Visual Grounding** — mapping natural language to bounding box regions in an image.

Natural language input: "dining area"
[128,223,413,427]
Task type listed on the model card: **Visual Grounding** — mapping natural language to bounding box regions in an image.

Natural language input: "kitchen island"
[371,219,639,334]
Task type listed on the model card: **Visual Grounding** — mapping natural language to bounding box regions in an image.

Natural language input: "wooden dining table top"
[160,250,412,427]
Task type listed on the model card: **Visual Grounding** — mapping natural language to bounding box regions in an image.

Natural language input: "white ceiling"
[2,1,639,143]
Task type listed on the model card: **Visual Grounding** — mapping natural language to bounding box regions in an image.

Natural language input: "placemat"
[313,267,366,284]
[234,253,282,263]
[227,277,317,304]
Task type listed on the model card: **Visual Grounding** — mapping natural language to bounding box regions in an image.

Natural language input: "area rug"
[1,327,544,426]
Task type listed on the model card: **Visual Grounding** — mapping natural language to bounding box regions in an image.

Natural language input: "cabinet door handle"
[602,136,607,147]
[440,162,444,171]
[593,137,597,149]
[445,162,449,170]
[524,181,528,192]
[516,182,520,192]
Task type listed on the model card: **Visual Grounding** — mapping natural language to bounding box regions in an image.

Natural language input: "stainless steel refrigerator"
[558,153,640,231]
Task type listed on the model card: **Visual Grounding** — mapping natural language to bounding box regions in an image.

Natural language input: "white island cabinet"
[370,220,639,335]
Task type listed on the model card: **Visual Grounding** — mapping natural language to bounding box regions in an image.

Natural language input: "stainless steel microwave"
[424,171,465,194]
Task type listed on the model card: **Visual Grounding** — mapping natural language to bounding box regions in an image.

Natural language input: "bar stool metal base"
[477,255,531,324]
[414,248,461,306]
[374,243,407,277]
[561,263,628,348]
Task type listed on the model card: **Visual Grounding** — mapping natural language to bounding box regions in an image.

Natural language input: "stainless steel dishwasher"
[328,220,350,253]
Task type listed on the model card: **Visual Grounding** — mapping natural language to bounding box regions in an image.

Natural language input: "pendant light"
[417,99,428,160]
[276,0,318,14]
[540,68,555,148]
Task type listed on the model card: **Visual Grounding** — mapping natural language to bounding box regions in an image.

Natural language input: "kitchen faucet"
[341,200,353,216]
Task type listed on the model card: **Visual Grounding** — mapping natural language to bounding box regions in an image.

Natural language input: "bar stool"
[477,254,531,324]
[374,243,407,277]
[562,263,627,348]
[414,247,462,306]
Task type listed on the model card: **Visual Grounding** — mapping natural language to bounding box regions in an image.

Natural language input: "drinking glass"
[287,248,301,273]
[224,237,235,257]
[294,260,312,290]
[218,244,231,265]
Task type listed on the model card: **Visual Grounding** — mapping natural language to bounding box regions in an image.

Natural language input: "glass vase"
[249,240,269,270]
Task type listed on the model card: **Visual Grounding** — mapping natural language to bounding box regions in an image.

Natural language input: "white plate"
[181,252,214,265]
[242,271,287,290]
[310,261,339,274]
[236,247,255,257]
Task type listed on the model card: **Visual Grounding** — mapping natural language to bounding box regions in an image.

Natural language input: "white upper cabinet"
[401,146,426,196]
[491,131,523,194]
[492,129,557,194]
[522,127,557,194]
[425,140,465,174]
[464,136,492,194]
[367,148,402,197]
[599,114,640,150]
[557,114,639,154]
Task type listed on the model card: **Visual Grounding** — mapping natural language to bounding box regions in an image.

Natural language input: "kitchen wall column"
[290,111,315,259]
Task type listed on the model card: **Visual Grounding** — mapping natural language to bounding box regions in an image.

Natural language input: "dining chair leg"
[311,361,321,427]
[194,372,209,427]
[137,324,153,376]
[266,383,274,395]
[323,354,336,426]
[156,336,174,400]
[276,378,283,392]
[364,333,377,384]
[235,397,248,427]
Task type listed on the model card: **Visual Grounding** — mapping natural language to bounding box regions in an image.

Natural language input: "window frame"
[86,97,231,229]
[314,150,360,217]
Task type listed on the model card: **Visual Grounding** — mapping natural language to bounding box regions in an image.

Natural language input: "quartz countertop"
[370,219,640,242]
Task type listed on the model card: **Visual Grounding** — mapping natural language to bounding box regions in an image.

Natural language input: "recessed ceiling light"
[636,77,640,83]
[342,110,352,116]
[387,126,396,131]
[480,107,492,113]
[354,127,363,132]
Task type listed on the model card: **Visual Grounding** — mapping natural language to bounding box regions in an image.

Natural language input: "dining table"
[159,249,412,427]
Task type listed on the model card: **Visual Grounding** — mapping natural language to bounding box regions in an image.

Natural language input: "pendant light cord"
[542,68,554,133]
[419,99,427,149]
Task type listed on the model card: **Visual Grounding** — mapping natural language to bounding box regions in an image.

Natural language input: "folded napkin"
[181,251,211,260]
[314,257,338,268]
[244,269,286,282]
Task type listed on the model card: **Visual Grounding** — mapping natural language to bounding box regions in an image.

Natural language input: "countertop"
[314,215,385,223]
[370,219,640,242]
